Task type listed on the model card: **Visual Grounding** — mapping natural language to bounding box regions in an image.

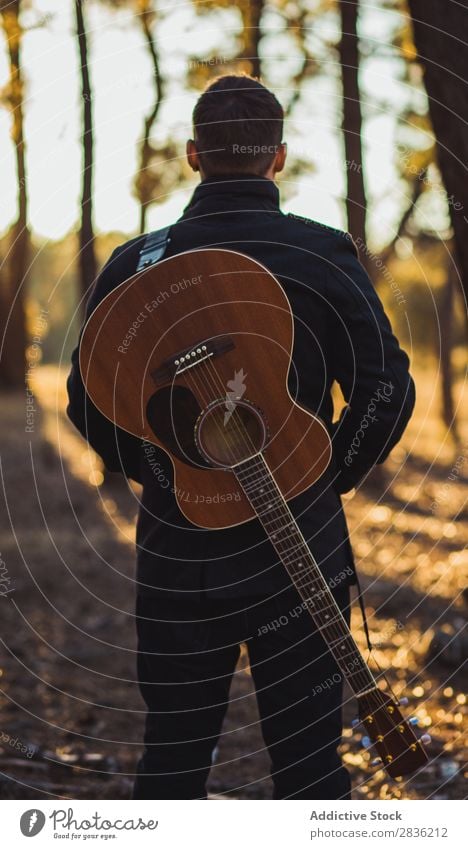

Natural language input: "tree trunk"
[0,0,29,388]
[439,262,460,445]
[239,0,264,78]
[408,0,468,303]
[137,1,163,235]
[338,0,368,263]
[75,0,97,306]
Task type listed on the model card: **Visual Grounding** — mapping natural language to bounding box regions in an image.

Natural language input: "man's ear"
[186,139,200,172]
[273,142,287,174]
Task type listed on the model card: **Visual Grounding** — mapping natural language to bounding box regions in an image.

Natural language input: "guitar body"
[80,248,331,529]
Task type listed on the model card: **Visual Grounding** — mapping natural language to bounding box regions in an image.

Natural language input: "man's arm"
[326,235,415,493]
[66,246,143,483]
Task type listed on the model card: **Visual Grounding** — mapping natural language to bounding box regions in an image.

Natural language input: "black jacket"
[67,174,415,599]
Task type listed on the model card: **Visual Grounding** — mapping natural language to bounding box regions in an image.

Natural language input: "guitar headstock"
[357,689,429,778]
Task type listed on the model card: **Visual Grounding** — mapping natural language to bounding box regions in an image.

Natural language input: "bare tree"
[407,0,468,304]
[238,0,264,78]
[0,0,29,388]
[191,0,265,78]
[134,0,164,234]
[439,263,460,444]
[338,0,367,257]
[101,0,168,234]
[75,0,97,305]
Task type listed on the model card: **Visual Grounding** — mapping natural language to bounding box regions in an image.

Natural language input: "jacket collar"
[181,173,280,218]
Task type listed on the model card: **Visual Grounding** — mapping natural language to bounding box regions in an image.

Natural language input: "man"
[67,74,415,800]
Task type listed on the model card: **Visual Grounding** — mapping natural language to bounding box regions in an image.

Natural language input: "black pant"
[133,583,351,800]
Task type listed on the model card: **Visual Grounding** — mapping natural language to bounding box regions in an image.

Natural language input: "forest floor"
[0,364,466,800]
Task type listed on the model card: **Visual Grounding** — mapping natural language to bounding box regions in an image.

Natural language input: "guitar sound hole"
[146,385,211,468]
[195,400,267,468]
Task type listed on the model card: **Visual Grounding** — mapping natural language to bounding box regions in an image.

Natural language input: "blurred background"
[0,0,466,800]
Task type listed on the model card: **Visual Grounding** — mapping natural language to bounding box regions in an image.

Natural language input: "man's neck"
[198,171,275,184]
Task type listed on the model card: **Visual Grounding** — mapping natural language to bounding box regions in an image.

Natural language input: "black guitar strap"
[355,571,373,654]
[136,225,172,272]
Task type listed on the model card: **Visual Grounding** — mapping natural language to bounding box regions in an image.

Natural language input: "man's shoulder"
[284,212,356,247]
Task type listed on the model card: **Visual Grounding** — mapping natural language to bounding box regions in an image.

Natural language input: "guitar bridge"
[151,335,235,385]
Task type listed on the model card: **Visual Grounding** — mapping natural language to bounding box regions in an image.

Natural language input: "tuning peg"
[420,734,431,745]
[399,697,409,706]
[371,757,383,767]
[361,736,372,749]
[409,716,420,726]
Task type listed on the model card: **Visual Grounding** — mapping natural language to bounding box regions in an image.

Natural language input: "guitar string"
[180,356,377,696]
[177,355,420,750]
[168,338,261,470]
[167,364,414,764]
[200,355,378,695]
[176,348,258,465]
[200,357,422,750]
[183,357,376,695]
[169,356,417,761]
[177,361,248,467]
[168,369,238,470]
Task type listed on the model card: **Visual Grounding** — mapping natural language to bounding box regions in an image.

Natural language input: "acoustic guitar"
[80,247,429,779]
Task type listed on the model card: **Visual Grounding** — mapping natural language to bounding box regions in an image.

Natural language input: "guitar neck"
[234,453,377,696]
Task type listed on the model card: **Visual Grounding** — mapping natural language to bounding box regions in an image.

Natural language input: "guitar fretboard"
[234,453,376,696]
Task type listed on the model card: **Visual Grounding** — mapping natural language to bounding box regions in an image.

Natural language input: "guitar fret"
[340,651,366,668]
[326,639,365,668]
[281,545,314,566]
[281,552,320,570]
[282,566,323,584]
[288,585,355,636]
[247,485,283,497]
[236,466,267,485]
[257,502,284,516]
[312,615,344,630]
[264,533,325,574]
[295,577,328,590]
[240,480,270,493]
[288,567,324,586]
[330,645,361,661]
[293,579,333,600]
[269,533,304,545]
[256,504,284,514]
[292,582,329,601]
[296,595,339,611]
[317,611,343,628]
[267,534,310,551]
[242,478,275,493]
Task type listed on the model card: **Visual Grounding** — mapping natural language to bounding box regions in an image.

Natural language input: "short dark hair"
[192,74,284,176]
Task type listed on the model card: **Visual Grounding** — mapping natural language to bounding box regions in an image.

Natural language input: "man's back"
[67,173,414,601]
